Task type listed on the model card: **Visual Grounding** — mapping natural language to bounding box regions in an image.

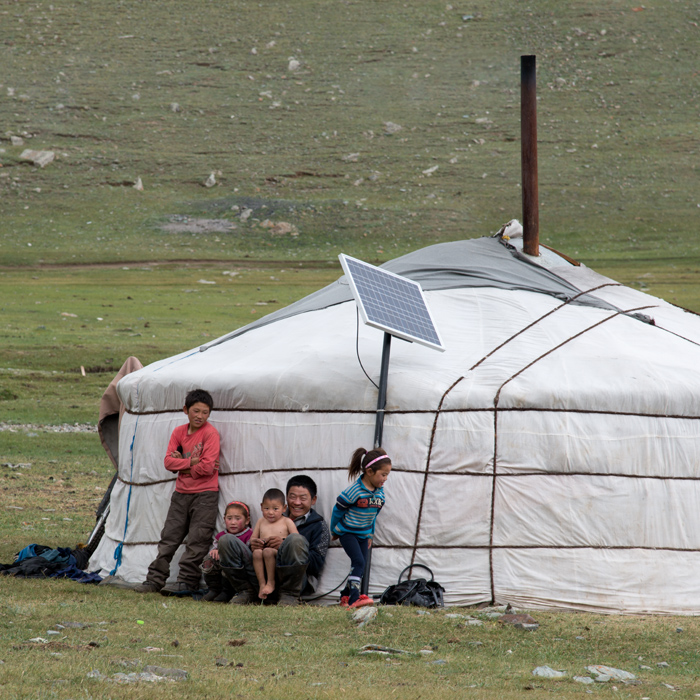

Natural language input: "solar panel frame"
[339,254,445,352]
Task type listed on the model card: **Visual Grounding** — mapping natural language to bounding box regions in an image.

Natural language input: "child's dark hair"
[286,475,318,500]
[185,388,214,410]
[348,447,391,480]
[225,501,250,520]
[262,488,285,505]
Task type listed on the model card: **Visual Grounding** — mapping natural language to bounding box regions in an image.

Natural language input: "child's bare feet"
[261,582,275,597]
[259,585,268,600]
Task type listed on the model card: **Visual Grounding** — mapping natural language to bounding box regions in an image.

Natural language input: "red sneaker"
[339,596,349,608]
[348,595,374,609]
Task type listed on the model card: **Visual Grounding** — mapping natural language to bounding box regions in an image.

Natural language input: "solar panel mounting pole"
[362,331,391,595]
[372,332,392,449]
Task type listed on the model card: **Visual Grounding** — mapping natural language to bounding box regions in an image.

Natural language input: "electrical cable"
[355,307,379,390]
[301,574,349,602]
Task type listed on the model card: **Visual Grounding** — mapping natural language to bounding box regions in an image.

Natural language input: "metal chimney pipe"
[521,55,539,256]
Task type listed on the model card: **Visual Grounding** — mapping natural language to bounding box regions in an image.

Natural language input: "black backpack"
[378,564,445,608]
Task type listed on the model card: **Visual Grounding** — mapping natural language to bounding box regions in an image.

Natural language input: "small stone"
[133,177,143,191]
[20,149,55,167]
[288,58,300,72]
[204,172,217,188]
[143,666,188,680]
[532,665,566,678]
[574,676,594,685]
[240,208,253,222]
[383,121,402,134]
[215,658,231,667]
[587,665,636,681]
[657,661,669,668]
[11,135,24,146]
[170,102,181,113]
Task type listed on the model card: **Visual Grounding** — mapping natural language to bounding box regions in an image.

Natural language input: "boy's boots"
[222,566,258,605]
[201,571,224,602]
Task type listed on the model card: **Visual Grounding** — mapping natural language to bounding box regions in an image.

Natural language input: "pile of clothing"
[0,543,101,584]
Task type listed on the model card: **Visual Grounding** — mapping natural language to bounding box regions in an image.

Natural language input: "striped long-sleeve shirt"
[330,477,385,539]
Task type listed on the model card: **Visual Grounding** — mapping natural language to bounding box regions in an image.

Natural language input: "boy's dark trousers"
[145,490,219,590]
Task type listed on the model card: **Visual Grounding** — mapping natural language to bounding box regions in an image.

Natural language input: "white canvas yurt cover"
[90,236,700,614]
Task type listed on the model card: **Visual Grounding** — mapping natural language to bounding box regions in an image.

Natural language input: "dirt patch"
[161,217,237,234]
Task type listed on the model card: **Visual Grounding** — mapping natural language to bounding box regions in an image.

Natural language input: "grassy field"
[2,1,700,698]
[1,0,699,268]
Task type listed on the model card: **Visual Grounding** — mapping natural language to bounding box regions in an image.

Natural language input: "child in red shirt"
[134,389,221,596]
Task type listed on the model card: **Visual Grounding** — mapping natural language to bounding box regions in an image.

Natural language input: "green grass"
[1,0,699,268]
[2,574,700,699]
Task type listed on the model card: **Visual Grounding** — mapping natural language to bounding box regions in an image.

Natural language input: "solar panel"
[339,254,445,352]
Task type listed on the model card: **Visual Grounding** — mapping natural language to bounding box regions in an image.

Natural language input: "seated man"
[218,475,330,606]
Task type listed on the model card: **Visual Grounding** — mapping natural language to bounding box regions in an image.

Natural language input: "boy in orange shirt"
[135,389,220,596]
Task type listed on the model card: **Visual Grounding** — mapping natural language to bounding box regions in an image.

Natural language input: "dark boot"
[201,570,222,602]
[222,566,258,605]
[276,563,307,607]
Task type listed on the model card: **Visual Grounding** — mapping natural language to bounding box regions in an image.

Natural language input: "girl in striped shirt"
[331,447,392,608]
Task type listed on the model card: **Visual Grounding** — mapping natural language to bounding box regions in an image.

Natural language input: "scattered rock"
[352,606,377,628]
[259,220,297,236]
[359,644,413,656]
[133,177,143,191]
[499,613,539,631]
[170,102,181,113]
[573,676,594,685]
[143,666,188,680]
[239,208,253,222]
[383,121,402,135]
[89,669,177,684]
[288,58,300,72]
[342,153,359,162]
[657,661,669,668]
[204,172,217,188]
[462,619,484,627]
[216,658,232,667]
[532,666,566,678]
[422,165,439,176]
[28,637,50,644]
[20,149,55,168]
[586,665,636,681]
[10,135,24,146]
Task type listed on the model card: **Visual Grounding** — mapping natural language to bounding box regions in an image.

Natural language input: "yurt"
[89,234,700,613]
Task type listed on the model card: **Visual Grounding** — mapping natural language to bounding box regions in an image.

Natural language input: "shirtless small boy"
[251,488,298,599]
